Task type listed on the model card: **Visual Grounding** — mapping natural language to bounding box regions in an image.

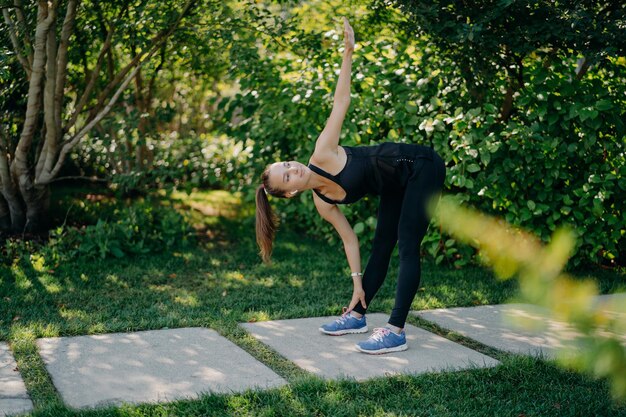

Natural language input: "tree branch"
[35,19,59,180]
[0,128,11,190]
[515,54,524,89]
[0,105,20,203]
[40,0,79,182]
[54,0,78,135]
[11,0,57,181]
[86,0,196,125]
[13,0,33,68]
[66,24,114,131]
[47,175,109,184]
[66,3,126,131]
[148,42,167,105]
[39,0,198,185]
[40,64,142,184]
[575,56,591,80]
[2,8,31,78]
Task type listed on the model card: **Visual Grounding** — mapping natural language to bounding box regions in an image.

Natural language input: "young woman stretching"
[255,18,446,354]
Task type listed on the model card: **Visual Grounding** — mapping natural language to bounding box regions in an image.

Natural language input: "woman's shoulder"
[309,146,348,174]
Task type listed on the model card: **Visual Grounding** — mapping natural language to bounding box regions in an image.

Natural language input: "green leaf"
[484,103,497,113]
[547,113,559,125]
[466,163,480,173]
[110,246,125,258]
[353,222,365,235]
[596,99,613,111]
[579,108,599,121]
[537,104,548,118]
[527,200,536,211]
[407,115,420,126]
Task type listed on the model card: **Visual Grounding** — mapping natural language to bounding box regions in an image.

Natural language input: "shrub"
[214,4,625,268]
[2,201,196,267]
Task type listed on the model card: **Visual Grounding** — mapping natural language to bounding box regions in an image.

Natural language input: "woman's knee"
[371,239,396,259]
[397,239,421,260]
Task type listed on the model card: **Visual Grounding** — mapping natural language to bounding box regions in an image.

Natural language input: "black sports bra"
[308,143,435,204]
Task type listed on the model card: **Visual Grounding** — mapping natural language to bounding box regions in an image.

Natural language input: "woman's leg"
[351,190,404,316]
[388,154,446,328]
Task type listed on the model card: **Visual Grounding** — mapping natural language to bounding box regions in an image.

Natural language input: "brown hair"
[255,167,288,263]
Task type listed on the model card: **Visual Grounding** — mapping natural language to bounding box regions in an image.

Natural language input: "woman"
[255,18,446,354]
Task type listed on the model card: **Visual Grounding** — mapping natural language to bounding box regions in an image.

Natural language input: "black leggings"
[352,152,446,328]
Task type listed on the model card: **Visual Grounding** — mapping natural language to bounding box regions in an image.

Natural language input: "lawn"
[1,187,625,417]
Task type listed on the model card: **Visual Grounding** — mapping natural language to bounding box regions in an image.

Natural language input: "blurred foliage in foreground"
[436,195,626,399]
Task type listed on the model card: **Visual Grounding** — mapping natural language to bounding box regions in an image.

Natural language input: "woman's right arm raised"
[314,18,355,160]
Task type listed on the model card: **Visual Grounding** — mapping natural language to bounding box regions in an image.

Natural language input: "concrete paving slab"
[413,293,626,358]
[241,313,499,380]
[594,293,626,318]
[0,342,33,417]
[36,328,286,409]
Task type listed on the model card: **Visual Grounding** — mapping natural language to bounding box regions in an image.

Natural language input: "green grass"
[1,187,625,416]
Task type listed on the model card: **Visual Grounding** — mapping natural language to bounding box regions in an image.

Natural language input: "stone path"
[1,293,623,415]
[241,313,499,380]
[414,293,626,358]
[0,343,33,417]
[36,328,286,410]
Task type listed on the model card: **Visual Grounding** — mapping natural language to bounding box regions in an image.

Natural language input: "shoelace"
[370,327,391,342]
[335,306,352,325]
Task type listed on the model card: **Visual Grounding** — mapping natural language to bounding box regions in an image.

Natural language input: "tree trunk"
[0,195,11,231]
[19,179,51,232]
[1,0,196,234]
[0,188,27,233]
[498,85,515,123]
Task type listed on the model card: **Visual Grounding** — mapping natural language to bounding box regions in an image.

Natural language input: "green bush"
[2,202,196,266]
[434,58,625,269]
[213,2,625,269]
[65,132,248,198]
[59,203,194,261]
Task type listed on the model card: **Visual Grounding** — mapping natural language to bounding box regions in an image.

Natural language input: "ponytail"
[255,167,290,263]
[255,184,279,263]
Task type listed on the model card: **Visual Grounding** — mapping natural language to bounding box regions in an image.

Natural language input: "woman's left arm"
[314,18,355,158]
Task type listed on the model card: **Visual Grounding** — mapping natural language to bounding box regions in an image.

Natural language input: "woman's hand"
[343,17,355,53]
[347,286,366,312]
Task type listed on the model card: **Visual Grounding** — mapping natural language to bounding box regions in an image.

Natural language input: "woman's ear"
[288,190,299,197]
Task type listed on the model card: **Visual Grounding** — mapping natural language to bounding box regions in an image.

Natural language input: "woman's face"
[268,160,310,196]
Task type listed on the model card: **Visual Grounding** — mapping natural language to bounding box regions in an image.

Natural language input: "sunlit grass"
[169,188,244,218]
[1,187,624,416]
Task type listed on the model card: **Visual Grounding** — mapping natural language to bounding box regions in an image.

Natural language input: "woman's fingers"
[342,17,354,50]
[343,17,352,32]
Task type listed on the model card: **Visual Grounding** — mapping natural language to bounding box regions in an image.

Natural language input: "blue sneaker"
[319,310,368,335]
[355,327,408,354]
